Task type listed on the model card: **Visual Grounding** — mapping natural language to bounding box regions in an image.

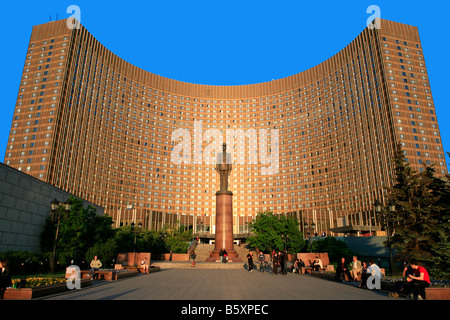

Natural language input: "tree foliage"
[311,237,354,264]
[385,145,450,266]
[85,225,193,267]
[247,211,305,253]
[40,196,114,266]
[41,199,196,270]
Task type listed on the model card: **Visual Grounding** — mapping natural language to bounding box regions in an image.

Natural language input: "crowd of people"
[390,259,431,300]
[1,247,432,301]
[246,250,306,275]
[244,252,431,300]
[332,255,431,300]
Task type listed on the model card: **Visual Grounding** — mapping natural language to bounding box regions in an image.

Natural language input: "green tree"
[247,211,305,253]
[386,144,450,263]
[429,231,450,279]
[86,238,117,269]
[40,196,114,269]
[310,237,354,264]
[163,227,193,254]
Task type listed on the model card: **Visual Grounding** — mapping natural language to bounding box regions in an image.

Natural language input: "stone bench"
[114,264,146,273]
[299,266,331,274]
[73,269,140,281]
[78,270,115,281]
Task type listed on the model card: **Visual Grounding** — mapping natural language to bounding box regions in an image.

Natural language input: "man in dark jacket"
[279,251,286,275]
[272,251,278,275]
[336,257,352,282]
[247,252,254,272]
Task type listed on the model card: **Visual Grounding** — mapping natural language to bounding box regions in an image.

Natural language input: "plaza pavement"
[41,263,394,301]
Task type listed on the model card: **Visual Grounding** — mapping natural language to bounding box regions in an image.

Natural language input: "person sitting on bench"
[313,257,323,271]
[89,256,102,280]
[336,257,351,282]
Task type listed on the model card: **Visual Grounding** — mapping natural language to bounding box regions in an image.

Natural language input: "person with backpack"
[191,251,197,267]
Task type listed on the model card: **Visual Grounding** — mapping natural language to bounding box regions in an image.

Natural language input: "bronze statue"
[216,143,232,192]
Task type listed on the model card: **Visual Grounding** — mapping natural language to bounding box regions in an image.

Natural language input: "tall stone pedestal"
[206,191,242,262]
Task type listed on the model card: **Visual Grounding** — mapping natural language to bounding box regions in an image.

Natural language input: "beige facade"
[4,19,446,236]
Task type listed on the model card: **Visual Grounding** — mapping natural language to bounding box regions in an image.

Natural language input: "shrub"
[0,251,51,276]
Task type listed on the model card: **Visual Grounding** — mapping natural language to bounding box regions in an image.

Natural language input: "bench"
[114,264,145,273]
[78,270,115,281]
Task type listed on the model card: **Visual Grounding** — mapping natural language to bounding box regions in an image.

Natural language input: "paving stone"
[42,268,393,300]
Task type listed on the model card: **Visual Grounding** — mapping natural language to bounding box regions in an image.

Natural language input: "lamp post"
[131,221,143,254]
[374,199,396,274]
[197,221,204,234]
[387,200,396,274]
[50,198,71,273]
[281,233,290,252]
[304,221,316,252]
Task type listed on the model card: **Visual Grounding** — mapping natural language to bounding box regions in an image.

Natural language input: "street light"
[131,221,143,254]
[304,221,316,252]
[387,200,396,274]
[374,199,383,213]
[389,200,396,213]
[281,233,290,251]
[50,198,59,211]
[374,199,396,274]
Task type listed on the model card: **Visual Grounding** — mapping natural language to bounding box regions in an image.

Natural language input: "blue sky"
[0,0,448,170]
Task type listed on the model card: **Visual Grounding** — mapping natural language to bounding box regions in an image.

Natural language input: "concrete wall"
[0,163,104,253]
[335,236,390,258]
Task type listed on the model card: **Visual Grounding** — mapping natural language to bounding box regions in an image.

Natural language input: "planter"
[425,287,450,300]
[3,278,92,300]
[75,269,142,280]
[78,270,115,281]
[310,271,342,281]
[380,280,396,292]
[157,253,190,261]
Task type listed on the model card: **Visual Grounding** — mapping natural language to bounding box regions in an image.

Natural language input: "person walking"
[191,251,197,267]
[272,251,278,275]
[258,252,266,272]
[278,251,285,275]
[247,251,254,272]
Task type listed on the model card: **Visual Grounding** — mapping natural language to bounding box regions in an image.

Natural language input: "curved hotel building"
[4,18,446,238]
